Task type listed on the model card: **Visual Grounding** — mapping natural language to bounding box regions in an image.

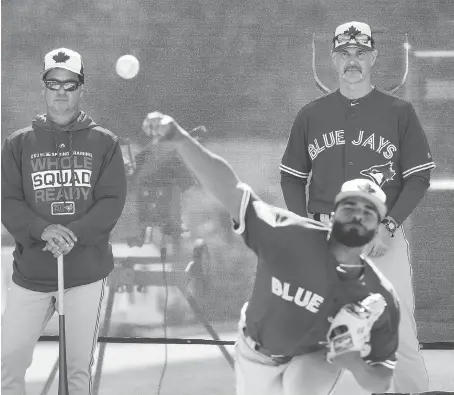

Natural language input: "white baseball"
[116,55,140,79]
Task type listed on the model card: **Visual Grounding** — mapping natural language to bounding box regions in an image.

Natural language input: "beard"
[330,220,376,247]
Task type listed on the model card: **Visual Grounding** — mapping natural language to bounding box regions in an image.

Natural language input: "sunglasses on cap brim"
[334,33,374,46]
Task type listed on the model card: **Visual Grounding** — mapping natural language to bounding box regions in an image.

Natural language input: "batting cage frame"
[37,238,234,395]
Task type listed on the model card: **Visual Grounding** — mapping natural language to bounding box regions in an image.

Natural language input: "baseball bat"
[57,254,69,395]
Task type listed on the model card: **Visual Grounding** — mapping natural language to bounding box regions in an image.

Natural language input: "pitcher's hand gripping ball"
[142,112,180,143]
[142,112,207,147]
[324,293,387,363]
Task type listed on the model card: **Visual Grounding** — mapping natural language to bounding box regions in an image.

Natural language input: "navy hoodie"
[1,112,127,292]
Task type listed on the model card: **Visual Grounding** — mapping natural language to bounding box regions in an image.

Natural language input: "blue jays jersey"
[233,183,400,368]
[280,88,435,215]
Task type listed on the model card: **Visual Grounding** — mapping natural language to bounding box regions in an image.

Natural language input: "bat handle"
[58,314,69,395]
[57,254,69,395]
[57,255,65,315]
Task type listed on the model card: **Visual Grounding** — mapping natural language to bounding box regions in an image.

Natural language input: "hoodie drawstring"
[52,128,75,204]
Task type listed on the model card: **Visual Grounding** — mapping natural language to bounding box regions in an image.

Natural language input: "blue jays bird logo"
[359,161,396,187]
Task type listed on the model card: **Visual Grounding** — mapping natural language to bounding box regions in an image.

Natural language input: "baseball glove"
[324,293,387,363]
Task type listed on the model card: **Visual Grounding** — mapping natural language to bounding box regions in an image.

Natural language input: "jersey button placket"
[344,110,358,180]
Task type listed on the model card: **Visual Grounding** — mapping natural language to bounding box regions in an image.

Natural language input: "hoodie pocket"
[16,243,59,284]
[63,244,100,281]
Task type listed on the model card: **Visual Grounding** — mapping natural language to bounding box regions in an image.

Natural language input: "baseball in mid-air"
[116,55,140,79]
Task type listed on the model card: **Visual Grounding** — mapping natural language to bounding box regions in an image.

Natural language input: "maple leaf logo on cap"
[53,51,70,63]
[344,25,362,36]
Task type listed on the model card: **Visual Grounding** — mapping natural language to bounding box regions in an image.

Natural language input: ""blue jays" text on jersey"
[280,88,435,215]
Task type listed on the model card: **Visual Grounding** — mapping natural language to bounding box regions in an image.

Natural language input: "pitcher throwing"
[142,112,400,395]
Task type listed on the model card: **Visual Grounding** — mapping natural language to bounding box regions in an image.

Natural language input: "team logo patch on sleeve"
[51,201,75,215]
[359,161,396,187]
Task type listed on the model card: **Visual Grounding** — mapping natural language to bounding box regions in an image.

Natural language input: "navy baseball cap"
[333,21,375,52]
[334,179,387,219]
[42,48,85,83]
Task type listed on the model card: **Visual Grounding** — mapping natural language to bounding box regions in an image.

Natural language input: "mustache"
[344,64,362,72]
[343,220,366,230]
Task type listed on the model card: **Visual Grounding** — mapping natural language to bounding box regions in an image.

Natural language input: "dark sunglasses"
[44,79,82,92]
[334,33,372,45]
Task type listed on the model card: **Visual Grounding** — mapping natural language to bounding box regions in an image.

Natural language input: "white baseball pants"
[1,279,106,395]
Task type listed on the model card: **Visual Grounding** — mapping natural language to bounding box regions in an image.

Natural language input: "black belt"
[242,327,292,365]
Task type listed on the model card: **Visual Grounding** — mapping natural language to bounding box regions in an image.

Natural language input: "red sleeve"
[399,103,435,179]
[280,109,312,180]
